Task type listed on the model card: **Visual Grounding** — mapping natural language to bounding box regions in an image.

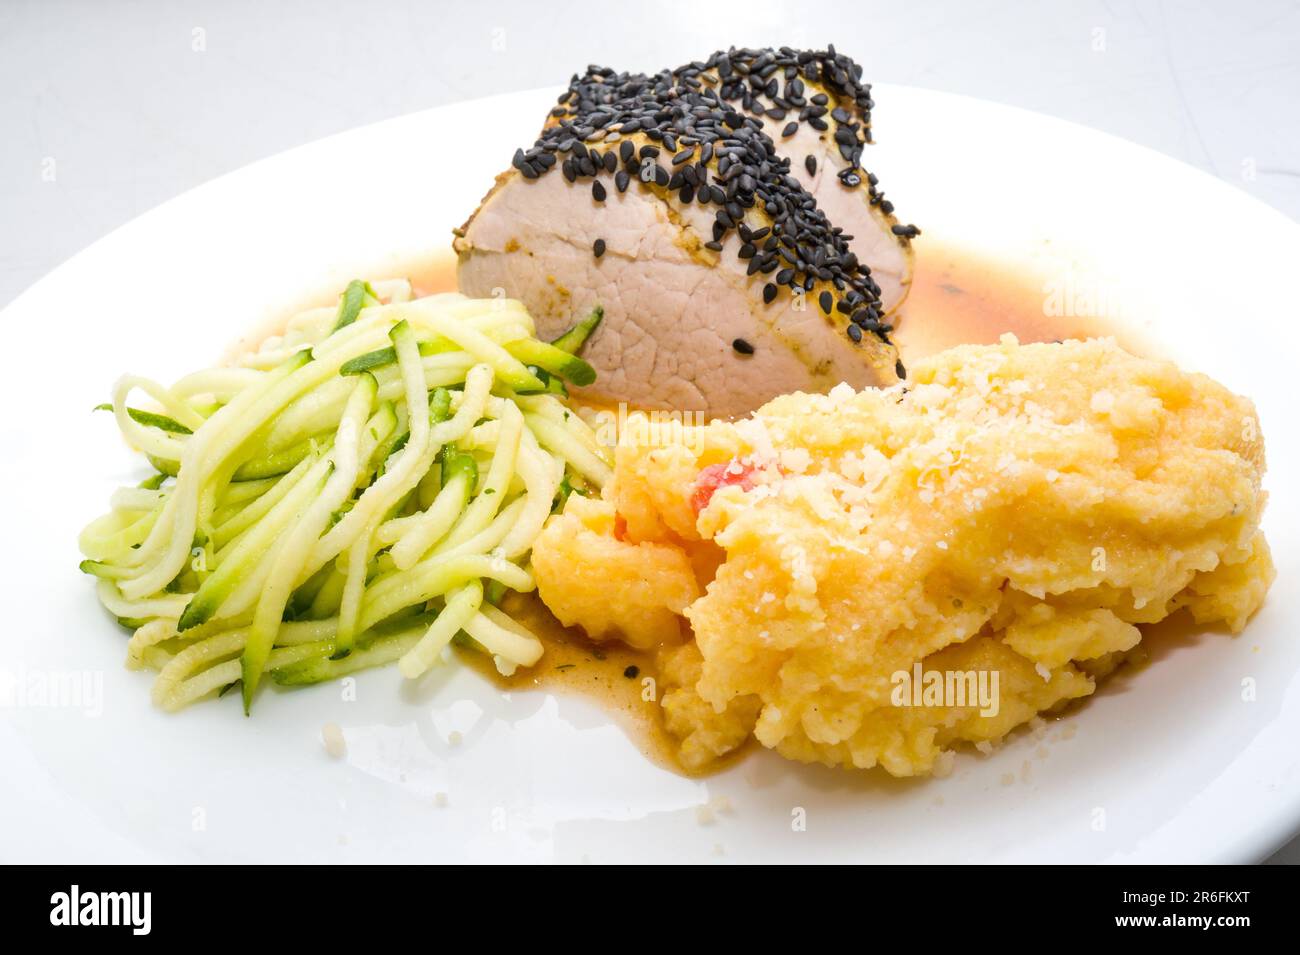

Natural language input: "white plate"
[2,86,1299,864]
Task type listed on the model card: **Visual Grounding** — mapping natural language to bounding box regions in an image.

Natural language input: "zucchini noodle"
[80,285,608,712]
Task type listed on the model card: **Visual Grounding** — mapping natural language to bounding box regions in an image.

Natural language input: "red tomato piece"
[691,460,759,513]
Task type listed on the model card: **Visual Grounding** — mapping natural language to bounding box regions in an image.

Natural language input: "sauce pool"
[453,591,709,775]
[892,239,1127,359]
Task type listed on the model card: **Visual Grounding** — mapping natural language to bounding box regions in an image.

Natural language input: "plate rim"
[5,83,1300,864]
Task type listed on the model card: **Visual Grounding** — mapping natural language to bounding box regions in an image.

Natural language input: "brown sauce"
[892,239,1135,361]
[407,248,459,297]
[453,591,712,774]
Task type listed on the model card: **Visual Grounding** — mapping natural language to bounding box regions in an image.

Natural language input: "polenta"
[533,337,1274,775]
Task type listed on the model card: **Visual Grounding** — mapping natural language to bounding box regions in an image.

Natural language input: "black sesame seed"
[847,323,863,342]
[895,359,907,379]
[623,665,640,679]
[732,337,755,355]
[762,283,777,304]
[504,47,909,350]
[593,238,606,258]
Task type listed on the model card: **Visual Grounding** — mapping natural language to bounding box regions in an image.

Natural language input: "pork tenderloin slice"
[457,164,898,418]
[456,47,916,417]
[763,97,914,313]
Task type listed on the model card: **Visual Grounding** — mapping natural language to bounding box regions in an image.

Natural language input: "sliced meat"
[455,47,918,419]
[456,168,899,416]
[770,101,914,312]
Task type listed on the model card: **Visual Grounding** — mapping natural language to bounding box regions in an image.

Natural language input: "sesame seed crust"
[508,46,919,352]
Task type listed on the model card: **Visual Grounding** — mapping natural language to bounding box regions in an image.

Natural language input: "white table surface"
[2,0,1297,864]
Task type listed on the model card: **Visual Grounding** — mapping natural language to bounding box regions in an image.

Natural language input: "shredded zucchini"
[81,283,610,713]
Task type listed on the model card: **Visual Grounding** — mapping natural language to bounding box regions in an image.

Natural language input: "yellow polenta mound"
[533,337,1274,775]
